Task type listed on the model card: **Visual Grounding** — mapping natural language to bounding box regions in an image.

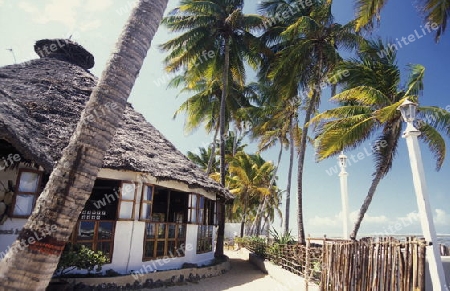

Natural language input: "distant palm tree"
[245,81,300,235]
[228,152,280,237]
[187,146,218,172]
[0,1,168,289]
[354,0,450,40]
[311,39,450,239]
[160,0,263,256]
[171,75,254,173]
[258,0,359,243]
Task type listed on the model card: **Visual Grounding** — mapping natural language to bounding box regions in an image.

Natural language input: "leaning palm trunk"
[0,1,168,290]
[350,170,385,239]
[216,37,230,258]
[284,116,295,234]
[350,121,400,239]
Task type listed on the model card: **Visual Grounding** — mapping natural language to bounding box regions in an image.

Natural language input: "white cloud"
[17,0,109,31]
[18,1,81,27]
[84,0,113,12]
[309,211,389,228]
[349,211,389,224]
[434,209,450,225]
[306,209,450,236]
[309,214,340,227]
[79,20,102,31]
[397,211,421,225]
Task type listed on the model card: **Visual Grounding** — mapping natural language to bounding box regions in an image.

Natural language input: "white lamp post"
[397,99,448,290]
[338,152,350,239]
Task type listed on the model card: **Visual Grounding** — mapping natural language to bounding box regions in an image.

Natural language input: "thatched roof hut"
[0,39,232,200]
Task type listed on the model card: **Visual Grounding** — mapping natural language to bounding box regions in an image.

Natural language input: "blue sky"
[0,0,449,238]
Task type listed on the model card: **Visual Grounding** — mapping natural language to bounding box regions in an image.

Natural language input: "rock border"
[49,258,230,290]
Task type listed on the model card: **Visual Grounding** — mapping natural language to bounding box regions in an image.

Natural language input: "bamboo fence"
[319,237,427,291]
[245,236,429,291]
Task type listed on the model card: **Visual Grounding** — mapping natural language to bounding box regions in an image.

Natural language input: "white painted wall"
[104,222,216,274]
[225,223,241,239]
[0,167,30,258]
[0,168,218,275]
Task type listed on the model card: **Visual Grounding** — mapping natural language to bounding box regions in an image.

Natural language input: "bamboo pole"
[305,236,310,291]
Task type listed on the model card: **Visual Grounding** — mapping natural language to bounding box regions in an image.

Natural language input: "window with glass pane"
[188,194,197,223]
[12,195,35,216]
[197,225,213,254]
[140,185,153,221]
[143,222,186,261]
[198,196,205,224]
[12,170,42,217]
[118,182,136,220]
[72,220,115,261]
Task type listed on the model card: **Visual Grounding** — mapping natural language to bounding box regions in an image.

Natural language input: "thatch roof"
[0,45,232,200]
[34,39,94,70]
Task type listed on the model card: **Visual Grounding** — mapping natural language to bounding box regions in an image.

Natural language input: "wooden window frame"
[196,225,214,254]
[117,181,137,221]
[142,222,186,261]
[139,183,154,221]
[71,220,116,262]
[187,194,198,224]
[10,168,43,218]
[188,194,217,225]
[188,193,205,225]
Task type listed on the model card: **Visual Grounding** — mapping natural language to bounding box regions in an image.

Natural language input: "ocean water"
[436,235,450,247]
[302,234,450,247]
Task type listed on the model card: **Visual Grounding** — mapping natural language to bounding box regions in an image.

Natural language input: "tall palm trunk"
[297,47,325,244]
[215,37,230,258]
[297,90,320,244]
[284,116,295,234]
[0,1,168,290]
[206,125,219,174]
[240,192,248,237]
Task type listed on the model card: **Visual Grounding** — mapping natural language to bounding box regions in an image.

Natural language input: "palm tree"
[187,146,218,172]
[228,152,280,237]
[0,1,168,289]
[311,39,450,239]
[171,76,254,173]
[354,0,450,40]
[245,81,300,235]
[160,0,263,256]
[258,0,359,243]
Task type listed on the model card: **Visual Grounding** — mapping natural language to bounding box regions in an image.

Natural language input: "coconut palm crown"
[311,39,450,239]
[258,0,360,243]
[354,0,450,41]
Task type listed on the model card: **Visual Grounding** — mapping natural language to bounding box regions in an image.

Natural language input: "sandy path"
[142,249,294,291]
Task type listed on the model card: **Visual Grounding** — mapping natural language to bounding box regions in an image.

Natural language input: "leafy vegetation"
[55,243,109,277]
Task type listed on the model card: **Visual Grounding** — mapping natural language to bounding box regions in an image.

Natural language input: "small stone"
[143,279,153,288]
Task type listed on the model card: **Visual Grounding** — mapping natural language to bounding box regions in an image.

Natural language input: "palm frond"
[418,122,446,170]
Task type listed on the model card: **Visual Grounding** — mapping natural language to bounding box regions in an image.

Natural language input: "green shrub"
[234,236,249,247]
[269,228,295,245]
[247,236,267,258]
[55,243,109,277]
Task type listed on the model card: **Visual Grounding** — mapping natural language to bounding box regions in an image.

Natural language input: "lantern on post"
[397,99,447,290]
